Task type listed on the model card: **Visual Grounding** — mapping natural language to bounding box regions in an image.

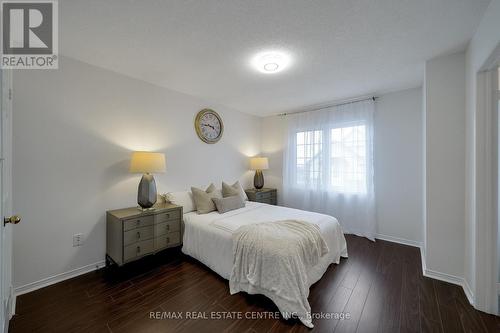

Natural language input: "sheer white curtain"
[283,100,376,240]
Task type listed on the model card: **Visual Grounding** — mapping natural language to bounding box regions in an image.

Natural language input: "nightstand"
[106,203,183,266]
[245,188,277,205]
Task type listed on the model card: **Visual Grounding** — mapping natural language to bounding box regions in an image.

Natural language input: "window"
[331,125,367,193]
[296,130,323,186]
[295,124,367,193]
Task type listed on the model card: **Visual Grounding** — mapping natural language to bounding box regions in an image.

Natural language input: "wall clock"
[194,109,224,144]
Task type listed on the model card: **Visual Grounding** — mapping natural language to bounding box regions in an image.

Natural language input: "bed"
[182,201,348,325]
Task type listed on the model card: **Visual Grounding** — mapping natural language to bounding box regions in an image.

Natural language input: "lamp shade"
[250,157,269,170]
[129,151,166,173]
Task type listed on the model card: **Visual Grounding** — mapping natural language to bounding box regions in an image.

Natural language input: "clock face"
[195,109,223,143]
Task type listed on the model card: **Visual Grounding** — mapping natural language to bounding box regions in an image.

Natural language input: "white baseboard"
[423,267,464,285]
[375,237,475,306]
[462,280,475,305]
[14,260,105,298]
[419,245,474,306]
[423,268,475,305]
[8,286,15,318]
[420,245,427,279]
[375,233,422,248]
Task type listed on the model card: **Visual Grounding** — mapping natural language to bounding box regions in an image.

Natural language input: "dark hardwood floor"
[9,235,500,333]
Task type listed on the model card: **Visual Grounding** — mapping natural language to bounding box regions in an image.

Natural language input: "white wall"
[260,115,286,204]
[260,87,424,243]
[424,52,466,279]
[374,88,423,244]
[12,56,261,289]
[465,0,500,308]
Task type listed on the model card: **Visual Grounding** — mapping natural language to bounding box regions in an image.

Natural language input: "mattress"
[182,201,348,286]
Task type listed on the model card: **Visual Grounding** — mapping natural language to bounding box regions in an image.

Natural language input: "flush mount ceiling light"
[251,51,292,74]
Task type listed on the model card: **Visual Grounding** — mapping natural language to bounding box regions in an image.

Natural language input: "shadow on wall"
[101,159,131,191]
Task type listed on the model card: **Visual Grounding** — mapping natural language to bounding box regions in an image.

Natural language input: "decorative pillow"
[222,181,248,201]
[206,183,216,193]
[222,181,239,197]
[191,184,222,214]
[165,191,195,213]
[212,195,245,214]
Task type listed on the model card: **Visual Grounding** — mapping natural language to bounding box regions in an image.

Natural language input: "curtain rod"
[277,96,378,116]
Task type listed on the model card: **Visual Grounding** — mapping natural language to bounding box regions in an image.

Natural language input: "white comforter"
[182,202,348,324]
[230,220,329,328]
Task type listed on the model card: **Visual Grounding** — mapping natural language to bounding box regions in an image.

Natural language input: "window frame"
[293,120,368,194]
[294,129,324,187]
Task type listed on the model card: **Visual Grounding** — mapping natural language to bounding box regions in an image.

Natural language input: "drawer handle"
[137,231,140,239]
[166,213,170,219]
[166,237,170,243]
[166,224,170,231]
[136,246,140,253]
[136,220,140,226]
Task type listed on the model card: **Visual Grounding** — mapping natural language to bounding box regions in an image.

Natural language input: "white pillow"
[165,191,195,213]
[231,181,248,201]
[214,188,223,198]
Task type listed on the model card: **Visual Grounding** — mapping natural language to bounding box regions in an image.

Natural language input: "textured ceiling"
[60,0,490,116]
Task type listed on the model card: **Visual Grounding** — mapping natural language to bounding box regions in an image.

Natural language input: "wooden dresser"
[106,203,182,266]
[245,188,277,205]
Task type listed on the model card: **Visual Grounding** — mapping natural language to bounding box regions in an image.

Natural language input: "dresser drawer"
[256,191,273,199]
[154,220,180,236]
[124,239,154,262]
[124,226,154,246]
[154,232,181,249]
[259,198,276,205]
[154,210,181,224]
[123,215,154,231]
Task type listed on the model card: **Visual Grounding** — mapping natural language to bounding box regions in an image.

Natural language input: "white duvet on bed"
[182,201,348,288]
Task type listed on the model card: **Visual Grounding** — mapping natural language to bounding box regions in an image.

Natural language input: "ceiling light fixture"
[263,62,279,72]
[251,51,291,74]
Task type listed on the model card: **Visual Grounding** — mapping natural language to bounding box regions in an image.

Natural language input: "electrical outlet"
[73,233,83,247]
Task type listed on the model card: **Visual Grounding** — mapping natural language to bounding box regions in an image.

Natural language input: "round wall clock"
[194,109,224,144]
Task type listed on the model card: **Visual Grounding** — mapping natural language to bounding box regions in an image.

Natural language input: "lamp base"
[254,170,264,189]
[138,206,157,212]
[138,173,157,209]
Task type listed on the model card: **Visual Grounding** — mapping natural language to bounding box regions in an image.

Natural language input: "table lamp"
[250,157,269,190]
[130,151,166,209]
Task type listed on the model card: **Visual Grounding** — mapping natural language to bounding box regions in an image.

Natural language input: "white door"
[0,69,15,333]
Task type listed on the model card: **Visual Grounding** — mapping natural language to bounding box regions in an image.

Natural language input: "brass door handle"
[4,215,21,226]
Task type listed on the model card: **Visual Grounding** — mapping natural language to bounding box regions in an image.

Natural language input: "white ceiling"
[60,0,490,116]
